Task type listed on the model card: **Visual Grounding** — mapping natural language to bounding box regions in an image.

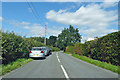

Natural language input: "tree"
[57,25,82,50]
[47,35,57,47]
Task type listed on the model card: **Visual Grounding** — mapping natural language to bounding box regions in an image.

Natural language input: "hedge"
[2,31,44,65]
[66,31,120,66]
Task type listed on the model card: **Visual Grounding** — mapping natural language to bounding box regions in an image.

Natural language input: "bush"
[85,31,119,66]
[74,43,87,55]
[66,31,119,66]
[2,31,44,65]
[46,45,60,51]
[66,46,75,53]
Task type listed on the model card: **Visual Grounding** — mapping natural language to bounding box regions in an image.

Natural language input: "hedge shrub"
[2,31,44,65]
[66,31,120,66]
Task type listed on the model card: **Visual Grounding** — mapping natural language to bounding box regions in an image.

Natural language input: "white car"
[29,47,45,59]
[42,47,51,56]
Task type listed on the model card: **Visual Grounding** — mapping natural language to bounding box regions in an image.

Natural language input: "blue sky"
[1,1,119,43]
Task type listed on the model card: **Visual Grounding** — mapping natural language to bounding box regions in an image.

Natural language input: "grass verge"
[0,58,33,76]
[64,52,118,74]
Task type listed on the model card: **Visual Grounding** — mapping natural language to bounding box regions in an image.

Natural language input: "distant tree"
[29,37,45,43]
[57,25,82,50]
[47,35,57,47]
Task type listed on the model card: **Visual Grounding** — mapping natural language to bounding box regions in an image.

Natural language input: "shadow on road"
[32,57,46,60]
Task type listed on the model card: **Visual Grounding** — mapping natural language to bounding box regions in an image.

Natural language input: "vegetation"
[2,31,60,65]
[47,45,60,52]
[64,52,118,74]
[1,31,60,75]
[66,42,86,55]
[29,37,45,43]
[47,35,57,47]
[66,31,119,66]
[0,30,1,59]
[2,31,44,65]
[30,25,81,51]
[30,35,57,47]
[84,31,119,66]
[1,58,33,75]
[57,25,82,50]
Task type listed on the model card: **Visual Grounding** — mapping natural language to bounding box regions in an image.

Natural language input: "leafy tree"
[57,25,82,50]
[29,37,45,43]
[2,31,44,64]
[47,35,57,47]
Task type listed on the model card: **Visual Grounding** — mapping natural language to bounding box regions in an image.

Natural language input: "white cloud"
[28,8,32,13]
[2,0,119,2]
[21,21,30,25]
[87,38,95,41]
[100,2,117,8]
[46,4,117,27]
[9,20,31,27]
[103,0,119,2]
[24,25,64,37]
[7,19,63,37]
[0,17,3,21]
[46,2,118,42]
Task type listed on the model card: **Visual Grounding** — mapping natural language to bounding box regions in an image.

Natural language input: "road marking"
[56,53,69,79]
[56,54,58,57]
[61,65,69,80]
[56,54,60,63]
[58,58,61,63]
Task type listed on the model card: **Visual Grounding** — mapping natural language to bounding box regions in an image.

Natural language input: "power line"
[26,0,47,44]
[26,0,41,23]
[30,2,41,21]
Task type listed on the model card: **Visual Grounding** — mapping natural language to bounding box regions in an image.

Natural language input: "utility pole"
[44,24,46,46]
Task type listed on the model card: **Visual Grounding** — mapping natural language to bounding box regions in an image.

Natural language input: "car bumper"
[29,54,45,58]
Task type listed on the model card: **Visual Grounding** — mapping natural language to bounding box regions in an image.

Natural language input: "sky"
[1,0,119,43]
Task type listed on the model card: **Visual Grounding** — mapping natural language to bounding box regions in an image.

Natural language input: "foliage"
[66,43,87,55]
[47,35,57,47]
[2,31,44,65]
[0,30,1,59]
[84,31,120,66]
[66,31,119,66]
[46,45,60,52]
[74,43,87,55]
[1,58,33,75]
[57,25,82,50]
[29,37,45,43]
[29,36,58,47]
[66,46,75,54]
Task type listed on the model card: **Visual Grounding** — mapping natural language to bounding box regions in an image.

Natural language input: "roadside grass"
[0,65,2,76]
[1,58,33,76]
[64,52,71,54]
[64,52,119,74]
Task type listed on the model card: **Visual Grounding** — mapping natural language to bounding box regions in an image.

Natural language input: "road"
[2,51,118,80]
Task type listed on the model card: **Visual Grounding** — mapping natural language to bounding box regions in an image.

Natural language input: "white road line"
[56,54,60,63]
[56,53,69,79]
[56,54,58,57]
[61,65,70,80]
[58,58,61,63]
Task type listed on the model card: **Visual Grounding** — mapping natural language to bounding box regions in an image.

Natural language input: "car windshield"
[32,48,43,51]
[43,48,47,50]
